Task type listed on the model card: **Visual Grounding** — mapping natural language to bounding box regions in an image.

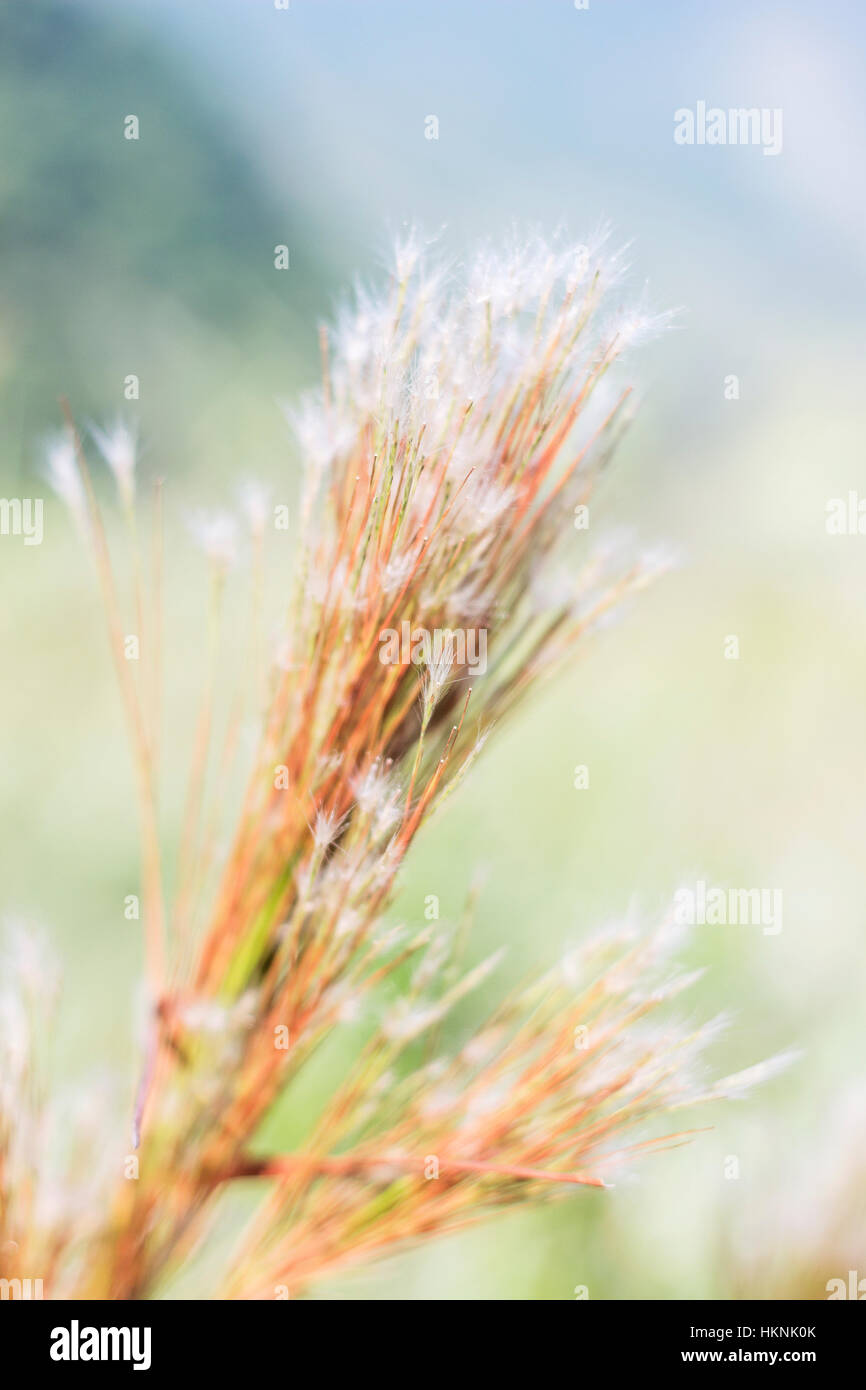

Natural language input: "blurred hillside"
[0,0,327,486]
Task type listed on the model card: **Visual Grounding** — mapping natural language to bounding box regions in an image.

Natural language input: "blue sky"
[85,0,866,311]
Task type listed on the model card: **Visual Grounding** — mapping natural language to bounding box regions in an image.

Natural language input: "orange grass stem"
[222,1151,606,1190]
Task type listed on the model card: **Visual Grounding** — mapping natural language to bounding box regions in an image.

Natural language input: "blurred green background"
[1,0,864,1299]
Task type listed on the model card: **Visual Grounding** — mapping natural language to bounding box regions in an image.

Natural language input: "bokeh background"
[1,0,865,1299]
